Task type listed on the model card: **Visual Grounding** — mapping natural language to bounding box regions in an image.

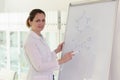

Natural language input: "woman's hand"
[58,51,74,65]
[55,42,64,54]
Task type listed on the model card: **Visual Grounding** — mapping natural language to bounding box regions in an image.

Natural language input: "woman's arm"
[24,42,59,72]
[54,42,64,54]
[58,51,74,65]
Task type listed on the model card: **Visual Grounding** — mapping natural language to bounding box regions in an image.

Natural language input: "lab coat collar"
[29,31,48,47]
[30,30,42,40]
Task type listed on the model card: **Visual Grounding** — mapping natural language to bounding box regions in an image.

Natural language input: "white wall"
[3,0,96,12]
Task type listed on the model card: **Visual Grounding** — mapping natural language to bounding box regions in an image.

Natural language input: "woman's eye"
[35,19,45,22]
[36,20,40,22]
[42,19,45,22]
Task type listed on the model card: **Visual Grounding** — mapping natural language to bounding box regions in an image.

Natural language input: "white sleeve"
[24,42,59,72]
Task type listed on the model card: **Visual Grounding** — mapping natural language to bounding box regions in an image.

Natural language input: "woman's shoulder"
[24,34,35,46]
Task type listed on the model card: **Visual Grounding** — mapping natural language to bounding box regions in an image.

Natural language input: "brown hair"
[26,9,46,28]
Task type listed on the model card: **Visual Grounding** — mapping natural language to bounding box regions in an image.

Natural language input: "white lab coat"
[24,31,59,80]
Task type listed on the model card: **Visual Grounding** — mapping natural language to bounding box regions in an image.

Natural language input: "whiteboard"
[58,1,117,80]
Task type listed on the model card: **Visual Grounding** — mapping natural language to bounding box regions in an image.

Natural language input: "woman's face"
[30,13,45,33]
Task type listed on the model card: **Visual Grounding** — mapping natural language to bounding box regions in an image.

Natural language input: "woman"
[24,9,74,80]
